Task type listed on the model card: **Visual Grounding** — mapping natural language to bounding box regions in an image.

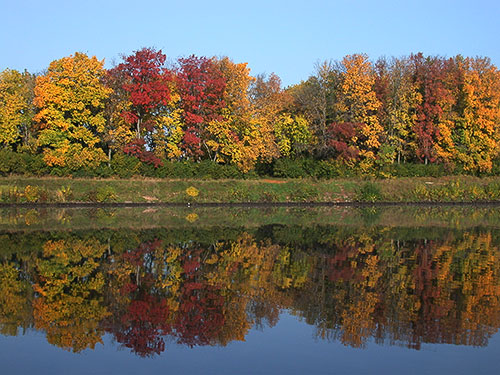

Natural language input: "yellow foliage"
[337,54,383,153]
[34,52,111,169]
[0,69,34,146]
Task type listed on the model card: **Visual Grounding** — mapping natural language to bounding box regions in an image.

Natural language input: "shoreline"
[2,200,500,208]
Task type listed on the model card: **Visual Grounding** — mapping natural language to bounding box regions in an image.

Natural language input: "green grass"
[0,175,500,204]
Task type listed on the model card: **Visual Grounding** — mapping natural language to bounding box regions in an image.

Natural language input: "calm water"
[0,206,499,374]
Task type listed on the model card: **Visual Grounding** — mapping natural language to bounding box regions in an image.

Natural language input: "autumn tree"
[102,66,135,161]
[335,54,383,166]
[411,54,457,165]
[453,56,500,171]
[247,72,289,162]
[175,55,226,159]
[0,262,33,336]
[375,57,421,163]
[34,52,111,169]
[204,57,254,167]
[273,114,312,157]
[0,69,36,149]
[109,47,173,166]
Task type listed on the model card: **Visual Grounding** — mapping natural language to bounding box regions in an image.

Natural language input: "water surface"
[0,206,499,374]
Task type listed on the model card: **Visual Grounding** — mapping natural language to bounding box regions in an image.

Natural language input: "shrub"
[273,158,307,178]
[313,160,344,178]
[356,181,382,202]
[185,186,199,197]
[110,152,141,178]
[55,186,73,202]
[382,163,449,178]
[0,148,24,175]
[88,186,117,202]
[24,185,40,202]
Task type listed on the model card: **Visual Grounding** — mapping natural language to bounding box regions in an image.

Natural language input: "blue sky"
[1,0,499,86]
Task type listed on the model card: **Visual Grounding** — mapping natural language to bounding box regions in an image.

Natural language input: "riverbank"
[1,176,500,204]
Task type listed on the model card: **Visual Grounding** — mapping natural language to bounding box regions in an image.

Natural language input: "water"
[0,206,499,374]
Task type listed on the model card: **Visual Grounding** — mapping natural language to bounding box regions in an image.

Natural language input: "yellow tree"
[336,54,382,165]
[152,90,185,160]
[34,52,111,169]
[274,114,313,157]
[215,57,254,129]
[202,68,288,172]
[455,57,500,172]
[205,57,262,171]
[0,69,35,148]
[247,73,290,165]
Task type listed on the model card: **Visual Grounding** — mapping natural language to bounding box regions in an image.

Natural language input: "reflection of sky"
[1,312,498,375]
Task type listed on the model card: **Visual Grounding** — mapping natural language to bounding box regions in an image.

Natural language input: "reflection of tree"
[1,227,500,355]
[114,293,170,356]
[104,240,176,356]
[32,239,109,352]
[173,247,225,347]
[0,262,33,336]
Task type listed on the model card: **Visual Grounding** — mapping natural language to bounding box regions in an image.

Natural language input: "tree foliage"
[34,52,110,169]
[1,49,500,174]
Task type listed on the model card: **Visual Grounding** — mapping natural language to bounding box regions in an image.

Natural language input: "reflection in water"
[0,213,499,356]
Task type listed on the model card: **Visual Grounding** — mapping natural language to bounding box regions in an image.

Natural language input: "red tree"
[110,47,171,166]
[175,55,226,158]
[411,54,456,164]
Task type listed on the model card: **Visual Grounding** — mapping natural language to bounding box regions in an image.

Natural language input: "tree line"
[1,48,500,176]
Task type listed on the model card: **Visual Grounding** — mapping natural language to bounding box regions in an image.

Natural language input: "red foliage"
[175,55,226,158]
[123,139,162,167]
[181,126,203,158]
[327,122,362,160]
[176,55,226,126]
[170,248,225,347]
[114,294,171,357]
[411,53,456,163]
[174,282,225,347]
[111,47,172,134]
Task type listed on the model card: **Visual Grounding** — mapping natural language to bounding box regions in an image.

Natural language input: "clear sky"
[1,0,499,86]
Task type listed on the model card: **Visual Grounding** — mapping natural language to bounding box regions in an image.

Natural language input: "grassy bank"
[1,176,500,204]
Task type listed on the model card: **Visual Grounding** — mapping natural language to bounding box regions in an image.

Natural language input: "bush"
[24,185,41,202]
[0,148,25,175]
[88,186,117,202]
[382,163,449,178]
[356,181,382,202]
[110,152,142,178]
[273,158,307,178]
[55,186,73,202]
[3,146,500,180]
[22,153,48,176]
[312,160,345,178]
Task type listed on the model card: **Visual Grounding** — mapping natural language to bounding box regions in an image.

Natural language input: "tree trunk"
[136,118,141,138]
